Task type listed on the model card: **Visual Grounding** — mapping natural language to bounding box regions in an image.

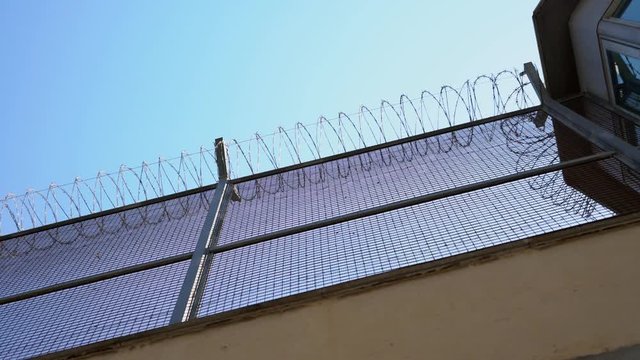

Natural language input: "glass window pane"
[607,50,640,116]
[615,0,640,22]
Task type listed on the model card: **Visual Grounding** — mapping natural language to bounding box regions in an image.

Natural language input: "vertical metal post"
[170,138,231,324]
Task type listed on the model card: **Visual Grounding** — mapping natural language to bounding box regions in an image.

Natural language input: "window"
[607,50,640,116]
[615,0,640,23]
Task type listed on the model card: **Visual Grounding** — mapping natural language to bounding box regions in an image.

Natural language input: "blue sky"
[0,0,540,195]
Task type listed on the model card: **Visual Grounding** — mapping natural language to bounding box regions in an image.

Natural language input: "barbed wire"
[1,69,534,236]
[3,68,597,244]
[1,149,219,236]
[501,115,599,218]
[228,110,599,219]
[226,70,533,177]
[0,190,214,257]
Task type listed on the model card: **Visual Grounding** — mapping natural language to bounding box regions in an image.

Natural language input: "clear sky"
[0,0,540,196]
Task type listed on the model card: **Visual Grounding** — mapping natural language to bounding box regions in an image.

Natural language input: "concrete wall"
[86,222,640,360]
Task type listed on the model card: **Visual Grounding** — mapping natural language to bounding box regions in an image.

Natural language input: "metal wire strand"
[0,69,537,236]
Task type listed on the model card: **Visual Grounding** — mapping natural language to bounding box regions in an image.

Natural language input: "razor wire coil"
[3,68,596,254]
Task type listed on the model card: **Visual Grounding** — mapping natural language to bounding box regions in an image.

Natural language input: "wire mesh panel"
[564,96,640,147]
[218,111,599,246]
[198,159,640,317]
[0,190,213,298]
[0,260,189,359]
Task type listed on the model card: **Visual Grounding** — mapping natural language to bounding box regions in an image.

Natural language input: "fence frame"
[2,74,640,355]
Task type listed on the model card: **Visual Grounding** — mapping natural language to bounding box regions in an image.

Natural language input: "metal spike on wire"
[1,67,598,248]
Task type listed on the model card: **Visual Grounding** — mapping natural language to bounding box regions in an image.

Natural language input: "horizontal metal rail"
[0,252,193,306]
[212,151,615,255]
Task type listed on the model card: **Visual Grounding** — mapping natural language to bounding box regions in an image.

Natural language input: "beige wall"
[89,223,640,360]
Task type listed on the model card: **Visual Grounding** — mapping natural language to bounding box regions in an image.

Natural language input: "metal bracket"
[523,62,640,173]
[215,137,229,180]
[521,63,548,128]
[215,137,240,202]
[169,138,233,324]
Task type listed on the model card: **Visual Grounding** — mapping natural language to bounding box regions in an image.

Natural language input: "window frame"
[612,0,640,22]
[601,40,640,124]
